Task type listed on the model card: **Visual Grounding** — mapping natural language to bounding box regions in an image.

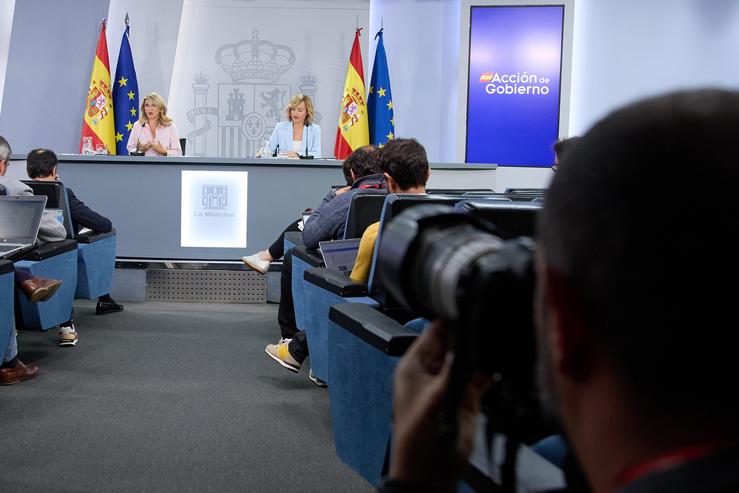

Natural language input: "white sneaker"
[279,338,292,344]
[308,369,327,388]
[242,253,270,274]
[58,323,78,347]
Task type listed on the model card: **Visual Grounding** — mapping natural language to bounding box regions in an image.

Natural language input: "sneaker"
[96,299,124,315]
[242,253,270,274]
[58,324,78,347]
[265,342,300,373]
[308,369,327,388]
[279,337,292,344]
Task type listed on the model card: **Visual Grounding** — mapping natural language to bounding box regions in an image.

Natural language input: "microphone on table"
[300,143,314,160]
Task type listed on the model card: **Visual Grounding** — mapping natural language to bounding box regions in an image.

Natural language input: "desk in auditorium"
[9,155,496,261]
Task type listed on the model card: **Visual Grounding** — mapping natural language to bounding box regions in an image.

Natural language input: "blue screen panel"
[466,5,564,167]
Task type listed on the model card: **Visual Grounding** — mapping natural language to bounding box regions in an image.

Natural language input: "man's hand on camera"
[388,320,489,492]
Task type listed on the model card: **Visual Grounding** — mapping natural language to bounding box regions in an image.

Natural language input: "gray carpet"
[0,301,375,493]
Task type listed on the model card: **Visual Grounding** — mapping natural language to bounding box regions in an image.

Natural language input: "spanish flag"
[80,20,115,155]
[334,28,369,160]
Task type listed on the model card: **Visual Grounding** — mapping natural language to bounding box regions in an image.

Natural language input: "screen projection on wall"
[181,170,248,248]
[466,5,564,166]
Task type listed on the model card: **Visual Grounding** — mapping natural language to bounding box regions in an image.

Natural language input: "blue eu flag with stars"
[112,25,139,156]
[368,29,394,147]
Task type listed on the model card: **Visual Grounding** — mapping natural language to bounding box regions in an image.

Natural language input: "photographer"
[381,90,739,493]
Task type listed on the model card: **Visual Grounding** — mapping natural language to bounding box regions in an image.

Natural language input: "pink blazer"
[126,120,183,156]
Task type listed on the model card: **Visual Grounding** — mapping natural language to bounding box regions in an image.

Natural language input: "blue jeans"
[3,329,18,363]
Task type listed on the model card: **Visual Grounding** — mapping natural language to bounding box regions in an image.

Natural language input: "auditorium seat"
[327,302,419,486]
[290,190,387,341]
[455,199,542,239]
[426,188,495,195]
[300,194,464,384]
[0,260,14,355]
[23,180,117,300]
[15,240,78,330]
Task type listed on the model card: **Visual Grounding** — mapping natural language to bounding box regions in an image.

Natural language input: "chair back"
[456,199,542,239]
[426,188,495,195]
[504,188,547,202]
[343,191,388,239]
[22,180,74,239]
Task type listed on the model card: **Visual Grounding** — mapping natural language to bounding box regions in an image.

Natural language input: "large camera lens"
[377,204,503,321]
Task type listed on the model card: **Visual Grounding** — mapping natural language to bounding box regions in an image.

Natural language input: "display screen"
[181,170,248,248]
[466,5,564,166]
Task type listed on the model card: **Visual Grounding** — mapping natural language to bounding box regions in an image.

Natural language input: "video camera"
[377,203,550,486]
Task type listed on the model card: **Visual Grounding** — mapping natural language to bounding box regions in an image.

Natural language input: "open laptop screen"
[0,196,48,243]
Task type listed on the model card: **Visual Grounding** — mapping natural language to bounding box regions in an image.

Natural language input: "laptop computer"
[0,195,48,259]
[318,238,361,276]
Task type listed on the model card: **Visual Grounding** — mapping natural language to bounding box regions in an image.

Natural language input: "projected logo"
[479,72,551,96]
[202,185,228,210]
[182,170,248,248]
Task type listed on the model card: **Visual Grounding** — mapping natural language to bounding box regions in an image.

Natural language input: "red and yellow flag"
[80,20,116,155]
[334,28,369,159]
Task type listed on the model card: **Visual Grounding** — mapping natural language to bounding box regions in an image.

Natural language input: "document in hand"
[318,238,361,276]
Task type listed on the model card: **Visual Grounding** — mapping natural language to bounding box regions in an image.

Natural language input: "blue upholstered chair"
[454,199,542,239]
[290,191,387,347]
[327,302,420,486]
[15,240,78,330]
[23,181,117,300]
[0,260,15,356]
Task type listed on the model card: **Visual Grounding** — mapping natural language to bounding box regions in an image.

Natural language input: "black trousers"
[288,330,309,364]
[277,249,300,340]
[268,219,302,261]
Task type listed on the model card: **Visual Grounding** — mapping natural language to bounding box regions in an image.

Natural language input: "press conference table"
[8,154,496,261]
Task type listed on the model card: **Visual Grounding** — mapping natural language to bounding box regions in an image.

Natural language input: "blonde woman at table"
[263,93,321,158]
[126,92,182,157]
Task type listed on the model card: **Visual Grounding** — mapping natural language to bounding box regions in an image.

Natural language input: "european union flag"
[112,24,139,156]
[368,29,394,147]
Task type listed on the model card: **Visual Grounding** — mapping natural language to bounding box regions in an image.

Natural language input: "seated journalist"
[262,93,321,159]
[27,148,123,317]
[350,138,429,284]
[126,92,182,157]
[0,135,67,384]
[242,145,376,274]
[264,146,384,385]
[380,89,739,493]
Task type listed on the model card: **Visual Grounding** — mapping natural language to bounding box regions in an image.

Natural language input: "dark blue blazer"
[67,188,112,234]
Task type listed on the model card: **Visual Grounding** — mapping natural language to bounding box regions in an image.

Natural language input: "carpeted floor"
[0,301,375,493]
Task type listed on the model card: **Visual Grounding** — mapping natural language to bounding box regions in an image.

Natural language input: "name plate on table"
[181,170,248,248]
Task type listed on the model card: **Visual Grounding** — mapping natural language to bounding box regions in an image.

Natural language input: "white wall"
[569,0,739,135]
[107,0,184,102]
[167,0,369,158]
[369,0,461,163]
[0,0,15,113]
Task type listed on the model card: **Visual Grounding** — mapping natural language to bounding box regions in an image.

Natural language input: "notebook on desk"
[318,238,361,276]
[0,195,47,259]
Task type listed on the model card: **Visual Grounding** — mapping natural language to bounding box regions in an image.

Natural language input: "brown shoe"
[19,277,63,302]
[0,360,39,385]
